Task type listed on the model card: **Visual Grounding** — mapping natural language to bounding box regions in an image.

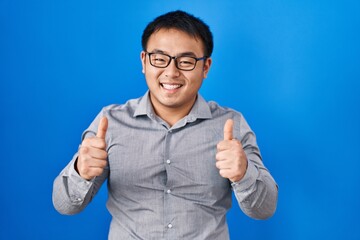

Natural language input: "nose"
[163,58,180,78]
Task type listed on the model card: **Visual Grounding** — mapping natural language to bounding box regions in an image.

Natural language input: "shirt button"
[77,198,82,201]
[166,159,171,164]
[168,223,173,229]
[166,189,171,194]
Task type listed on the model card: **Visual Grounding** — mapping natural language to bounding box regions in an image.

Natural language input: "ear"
[202,57,212,79]
[140,51,146,74]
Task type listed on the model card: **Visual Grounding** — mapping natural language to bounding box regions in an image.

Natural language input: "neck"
[150,97,197,127]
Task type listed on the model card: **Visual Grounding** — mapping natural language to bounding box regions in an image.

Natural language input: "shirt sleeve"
[52,110,109,215]
[231,114,278,219]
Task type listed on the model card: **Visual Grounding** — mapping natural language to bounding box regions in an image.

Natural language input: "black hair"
[141,10,213,57]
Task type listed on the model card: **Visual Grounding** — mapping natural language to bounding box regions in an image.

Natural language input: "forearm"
[232,161,278,219]
[52,155,107,215]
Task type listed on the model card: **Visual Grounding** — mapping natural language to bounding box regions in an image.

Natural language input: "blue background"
[1,0,359,239]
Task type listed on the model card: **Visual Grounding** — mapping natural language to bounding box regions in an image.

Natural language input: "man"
[53,10,278,239]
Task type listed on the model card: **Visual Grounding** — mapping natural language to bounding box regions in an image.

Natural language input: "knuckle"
[99,144,106,150]
[82,138,92,146]
[79,166,89,176]
[79,160,89,170]
[79,146,88,155]
[90,138,106,149]
[99,140,107,149]
[97,150,107,160]
[219,169,226,178]
[101,161,108,168]
[215,161,221,169]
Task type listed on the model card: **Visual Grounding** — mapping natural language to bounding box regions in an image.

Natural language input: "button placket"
[163,128,175,234]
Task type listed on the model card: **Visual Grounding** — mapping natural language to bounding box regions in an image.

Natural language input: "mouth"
[161,83,183,91]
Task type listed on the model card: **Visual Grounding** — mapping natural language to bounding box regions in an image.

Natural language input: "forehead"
[147,28,205,55]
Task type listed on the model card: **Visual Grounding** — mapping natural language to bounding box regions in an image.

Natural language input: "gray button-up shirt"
[53,92,278,239]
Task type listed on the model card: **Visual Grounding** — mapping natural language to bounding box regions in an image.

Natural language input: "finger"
[82,147,107,160]
[82,137,106,149]
[215,159,232,170]
[96,117,108,139]
[224,119,234,140]
[215,151,231,162]
[87,159,108,169]
[219,169,232,179]
[81,166,106,180]
[216,140,234,151]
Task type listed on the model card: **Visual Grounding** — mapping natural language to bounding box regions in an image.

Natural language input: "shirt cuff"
[231,160,259,191]
[68,159,95,191]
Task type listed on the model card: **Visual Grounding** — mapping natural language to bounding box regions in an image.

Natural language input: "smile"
[161,83,182,90]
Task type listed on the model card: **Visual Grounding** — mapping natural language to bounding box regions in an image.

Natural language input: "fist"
[215,119,248,182]
[77,117,108,180]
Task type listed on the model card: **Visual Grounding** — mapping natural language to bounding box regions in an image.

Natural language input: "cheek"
[145,69,161,84]
[144,65,154,77]
[187,72,204,86]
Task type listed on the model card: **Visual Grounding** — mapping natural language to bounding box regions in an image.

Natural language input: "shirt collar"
[187,94,212,120]
[133,91,153,118]
[133,91,212,120]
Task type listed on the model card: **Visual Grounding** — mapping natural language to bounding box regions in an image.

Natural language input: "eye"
[178,57,195,67]
[151,54,168,66]
[154,57,166,63]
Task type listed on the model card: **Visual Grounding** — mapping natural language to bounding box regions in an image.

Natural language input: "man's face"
[141,28,212,115]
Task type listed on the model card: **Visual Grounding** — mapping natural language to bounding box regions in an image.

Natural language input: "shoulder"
[207,100,244,120]
[206,100,252,134]
[100,97,142,115]
[206,101,256,140]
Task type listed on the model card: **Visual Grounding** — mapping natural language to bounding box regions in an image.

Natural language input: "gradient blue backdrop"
[1,1,359,239]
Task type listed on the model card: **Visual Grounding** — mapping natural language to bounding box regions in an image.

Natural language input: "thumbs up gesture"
[216,119,248,182]
[77,117,109,180]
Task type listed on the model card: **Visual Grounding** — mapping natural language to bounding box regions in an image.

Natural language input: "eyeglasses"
[145,51,207,71]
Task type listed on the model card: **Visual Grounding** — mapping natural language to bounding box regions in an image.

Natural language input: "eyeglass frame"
[144,51,208,71]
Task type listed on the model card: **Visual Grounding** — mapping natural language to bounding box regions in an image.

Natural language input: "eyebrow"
[151,49,197,57]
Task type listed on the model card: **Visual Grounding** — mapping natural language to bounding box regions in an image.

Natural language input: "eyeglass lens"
[149,53,197,70]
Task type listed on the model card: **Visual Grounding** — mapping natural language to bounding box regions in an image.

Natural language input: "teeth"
[162,84,181,90]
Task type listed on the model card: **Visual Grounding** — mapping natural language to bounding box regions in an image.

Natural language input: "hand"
[215,119,248,182]
[77,117,108,180]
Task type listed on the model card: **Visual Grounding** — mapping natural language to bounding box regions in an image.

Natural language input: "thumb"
[223,119,234,140]
[96,116,108,139]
